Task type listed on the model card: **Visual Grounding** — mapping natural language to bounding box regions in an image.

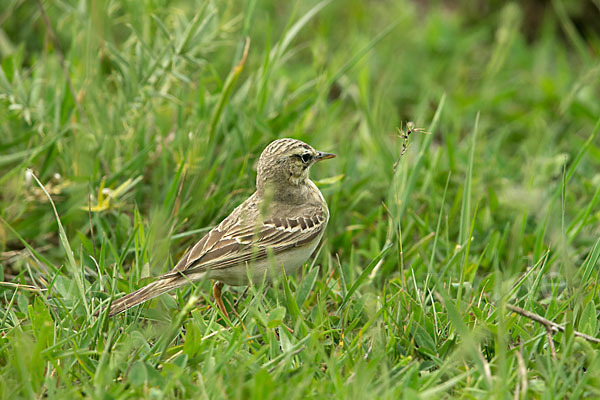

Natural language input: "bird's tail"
[105,275,187,317]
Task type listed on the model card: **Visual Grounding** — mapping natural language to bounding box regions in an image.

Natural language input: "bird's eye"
[300,153,312,163]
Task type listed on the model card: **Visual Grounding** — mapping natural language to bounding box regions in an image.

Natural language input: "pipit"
[105,138,335,317]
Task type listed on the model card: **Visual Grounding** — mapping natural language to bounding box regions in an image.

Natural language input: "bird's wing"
[164,206,327,277]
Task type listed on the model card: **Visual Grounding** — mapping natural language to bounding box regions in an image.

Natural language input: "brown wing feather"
[164,208,326,278]
[172,228,224,272]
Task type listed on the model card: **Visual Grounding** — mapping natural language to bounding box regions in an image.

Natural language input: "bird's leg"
[212,281,229,320]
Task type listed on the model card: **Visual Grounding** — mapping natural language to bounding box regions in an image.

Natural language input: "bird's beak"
[315,151,336,161]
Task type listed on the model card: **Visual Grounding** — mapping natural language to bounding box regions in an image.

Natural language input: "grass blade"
[337,243,393,314]
[31,173,89,314]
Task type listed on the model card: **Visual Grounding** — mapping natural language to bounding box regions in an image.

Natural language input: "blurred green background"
[1,0,600,398]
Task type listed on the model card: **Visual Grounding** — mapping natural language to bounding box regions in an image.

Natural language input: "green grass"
[2,0,600,398]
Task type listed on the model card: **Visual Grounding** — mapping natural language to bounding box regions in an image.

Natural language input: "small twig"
[546,327,557,359]
[36,0,88,124]
[507,303,600,344]
[393,121,430,171]
[0,281,47,291]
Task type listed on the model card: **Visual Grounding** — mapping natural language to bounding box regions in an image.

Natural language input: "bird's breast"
[206,230,324,286]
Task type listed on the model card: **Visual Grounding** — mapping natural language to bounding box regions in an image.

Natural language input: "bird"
[105,138,335,317]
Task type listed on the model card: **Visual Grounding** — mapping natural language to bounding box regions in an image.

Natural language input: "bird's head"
[256,138,335,195]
